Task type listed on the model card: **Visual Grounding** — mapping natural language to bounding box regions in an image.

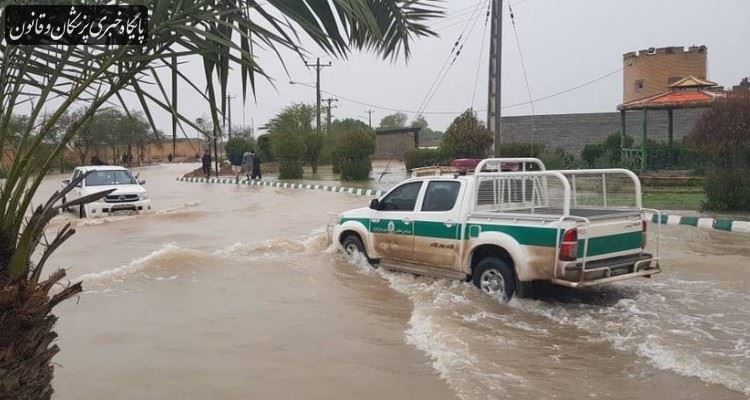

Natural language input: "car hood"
[83,184,146,196]
[340,207,371,220]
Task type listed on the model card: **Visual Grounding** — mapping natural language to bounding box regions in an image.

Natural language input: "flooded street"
[39,164,750,399]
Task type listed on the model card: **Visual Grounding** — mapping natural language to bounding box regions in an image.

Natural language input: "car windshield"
[85,170,137,186]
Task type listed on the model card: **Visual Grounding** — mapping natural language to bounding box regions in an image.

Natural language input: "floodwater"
[34,163,750,399]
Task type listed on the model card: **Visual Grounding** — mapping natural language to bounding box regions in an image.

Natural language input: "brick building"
[623,45,707,103]
[373,127,420,160]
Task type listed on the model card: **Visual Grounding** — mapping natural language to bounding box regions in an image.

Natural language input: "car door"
[412,180,464,270]
[370,181,423,263]
[68,169,83,201]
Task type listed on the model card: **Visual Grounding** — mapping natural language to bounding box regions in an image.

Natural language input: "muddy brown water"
[31,163,750,399]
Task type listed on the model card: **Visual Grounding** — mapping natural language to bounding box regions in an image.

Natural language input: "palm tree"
[0,1,442,398]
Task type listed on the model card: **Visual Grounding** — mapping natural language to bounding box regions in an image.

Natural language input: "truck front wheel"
[341,234,376,268]
[472,257,516,301]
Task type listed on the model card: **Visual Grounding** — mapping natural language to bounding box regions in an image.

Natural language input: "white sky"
[22,0,750,136]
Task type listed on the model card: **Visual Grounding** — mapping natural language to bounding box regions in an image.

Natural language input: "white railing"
[473,164,642,218]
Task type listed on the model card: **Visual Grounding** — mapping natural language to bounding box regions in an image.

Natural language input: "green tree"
[325,118,374,172]
[688,94,750,210]
[0,1,442,397]
[336,128,376,180]
[441,109,493,158]
[273,131,307,179]
[256,134,275,162]
[225,136,255,166]
[378,112,408,129]
[265,104,324,173]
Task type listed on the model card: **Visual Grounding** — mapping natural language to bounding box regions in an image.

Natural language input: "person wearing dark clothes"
[201,150,212,177]
[91,155,105,165]
[251,150,261,180]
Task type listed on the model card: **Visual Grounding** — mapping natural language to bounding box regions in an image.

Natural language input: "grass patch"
[642,191,706,210]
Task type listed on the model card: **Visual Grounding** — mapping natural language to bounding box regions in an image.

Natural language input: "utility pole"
[305,57,332,135]
[171,55,177,161]
[487,0,503,156]
[227,94,236,138]
[366,109,374,128]
[323,97,338,133]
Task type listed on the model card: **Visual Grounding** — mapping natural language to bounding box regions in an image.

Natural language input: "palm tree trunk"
[0,269,81,400]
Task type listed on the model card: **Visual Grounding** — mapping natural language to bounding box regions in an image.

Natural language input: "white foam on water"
[513,278,750,396]
[78,243,208,285]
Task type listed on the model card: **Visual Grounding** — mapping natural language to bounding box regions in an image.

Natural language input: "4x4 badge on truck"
[387,221,395,232]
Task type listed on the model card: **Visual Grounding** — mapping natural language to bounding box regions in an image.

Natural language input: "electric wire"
[508,1,536,143]
[471,1,492,109]
[418,0,489,115]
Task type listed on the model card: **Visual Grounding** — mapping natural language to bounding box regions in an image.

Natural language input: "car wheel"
[341,234,376,268]
[472,257,516,301]
[78,204,86,219]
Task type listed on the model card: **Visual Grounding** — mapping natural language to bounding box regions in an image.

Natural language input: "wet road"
[36,163,750,399]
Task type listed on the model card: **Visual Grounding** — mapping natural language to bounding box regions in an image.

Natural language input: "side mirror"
[139,180,146,185]
[369,199,380,210]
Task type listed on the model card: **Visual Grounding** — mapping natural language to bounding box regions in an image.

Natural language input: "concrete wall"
[623,46,707,103]
[500,108,705,154]
[374,132,418,160]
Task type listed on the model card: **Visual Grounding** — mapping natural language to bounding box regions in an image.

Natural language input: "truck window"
[380,182,422,211]
[422,181,460,212]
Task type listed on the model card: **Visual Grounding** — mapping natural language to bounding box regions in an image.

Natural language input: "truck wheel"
[341,234,376,268]
[78,204,86,219]
[473,257,516,301]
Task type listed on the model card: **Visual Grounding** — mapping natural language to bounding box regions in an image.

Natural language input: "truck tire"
[341,234,376,268]
[472,257,516,301]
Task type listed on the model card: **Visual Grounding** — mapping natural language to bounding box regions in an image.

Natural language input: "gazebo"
[617,76,725,170]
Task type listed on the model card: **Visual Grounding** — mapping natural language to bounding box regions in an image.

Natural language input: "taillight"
[559,228,578,261]
[641,220,648,249]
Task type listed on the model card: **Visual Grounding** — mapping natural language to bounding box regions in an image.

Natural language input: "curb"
[644,212,750,234]
[176,176,384,198]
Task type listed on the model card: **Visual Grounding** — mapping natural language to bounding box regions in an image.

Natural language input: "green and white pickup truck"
[327,158,661,300]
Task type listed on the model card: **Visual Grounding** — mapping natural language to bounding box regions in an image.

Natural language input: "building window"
[635,80,645,92]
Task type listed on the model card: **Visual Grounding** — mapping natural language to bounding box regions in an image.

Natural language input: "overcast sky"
[121,0,750,135]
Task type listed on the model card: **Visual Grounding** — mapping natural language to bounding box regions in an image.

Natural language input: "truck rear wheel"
[472,257,516,301]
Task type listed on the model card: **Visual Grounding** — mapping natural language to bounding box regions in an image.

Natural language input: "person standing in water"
[251,150,261,180]
[201,149,212,178]
[241,149,254,180]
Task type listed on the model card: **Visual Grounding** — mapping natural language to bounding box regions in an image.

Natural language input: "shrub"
[581,133,634,168]
[305,133,324,173]
[540,148,577,170]
[441,110,493,159]
[225,137,254,166]
[273,131,306,179]
[257,134,275,162]
[496,142,544,158]
[703,169,750,211]
[335,128,375,181]
[404,148,447,171]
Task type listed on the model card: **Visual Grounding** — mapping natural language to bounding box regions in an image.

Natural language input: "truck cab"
[328,158,661,300]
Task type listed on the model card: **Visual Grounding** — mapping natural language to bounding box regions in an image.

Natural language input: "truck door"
[412,180,464,270]
[370,181,422,263]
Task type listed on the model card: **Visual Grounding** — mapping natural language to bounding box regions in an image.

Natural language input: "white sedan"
[62,165,152,218]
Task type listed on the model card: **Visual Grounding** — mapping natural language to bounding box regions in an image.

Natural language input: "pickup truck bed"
[481,208,640,219]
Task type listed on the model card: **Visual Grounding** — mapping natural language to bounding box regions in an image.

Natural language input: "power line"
[419,0,489,114]
[289,66,621,116]
[508,1,535,142]
[471,1,492,109]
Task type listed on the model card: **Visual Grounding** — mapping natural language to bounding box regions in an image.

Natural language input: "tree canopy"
[378,112,408,129]
[441,110,493,159]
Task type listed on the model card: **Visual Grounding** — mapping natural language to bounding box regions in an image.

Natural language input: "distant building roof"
[668,75,717,89]
[375,126,421,135]
[619,75,724,110]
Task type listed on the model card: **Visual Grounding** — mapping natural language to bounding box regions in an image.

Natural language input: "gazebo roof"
[618,75,724,111]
